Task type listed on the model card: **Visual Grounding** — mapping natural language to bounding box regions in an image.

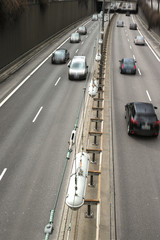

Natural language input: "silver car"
[68,56,88,80]
[77,26,87,35]
[117,20,124,27]
[92,14,98,21]
[134,35,145,45]
[70,33,81,43]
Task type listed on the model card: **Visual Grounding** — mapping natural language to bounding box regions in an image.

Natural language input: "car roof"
[123,58,135,62]
[134,102,155,114]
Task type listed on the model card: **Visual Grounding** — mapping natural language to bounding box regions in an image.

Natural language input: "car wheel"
[127,123,131,135]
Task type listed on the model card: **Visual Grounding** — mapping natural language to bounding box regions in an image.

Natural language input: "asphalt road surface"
[112,14,160,240]
[0,17,106,240]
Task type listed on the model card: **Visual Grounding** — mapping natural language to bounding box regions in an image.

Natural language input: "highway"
[112,13,160,240]
[0,18,105,240]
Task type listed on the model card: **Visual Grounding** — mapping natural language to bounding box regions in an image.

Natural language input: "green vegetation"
[138,0,160,30]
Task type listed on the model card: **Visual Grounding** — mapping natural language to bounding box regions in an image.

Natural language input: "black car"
[119,58,136,74]
[125,102,159,137]
[126,11,130,16]
[51,49,69,64]
[129,23,137,30]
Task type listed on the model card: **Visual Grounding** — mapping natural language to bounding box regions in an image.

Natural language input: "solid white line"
[0,37,70,108]
[138,68,141,75]
[55,77,61,86]
[137,27,160,62]
[0,168,7,181]
[32,106,43,123]
[146,90,152,101]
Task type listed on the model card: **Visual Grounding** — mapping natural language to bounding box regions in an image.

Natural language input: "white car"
[134,36,145,45]
[70,33,81,43]
[68,56,88,80]
[77,26,87,35]
[92,14,98,21]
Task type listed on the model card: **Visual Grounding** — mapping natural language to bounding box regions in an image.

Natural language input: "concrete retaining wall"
[0,0,96,70]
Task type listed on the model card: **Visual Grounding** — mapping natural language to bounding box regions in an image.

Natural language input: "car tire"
[127,123,131,135]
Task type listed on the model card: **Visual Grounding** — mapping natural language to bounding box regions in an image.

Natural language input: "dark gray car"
[119,58,136,74]
[125,102,159,137]
[51,49,69,64]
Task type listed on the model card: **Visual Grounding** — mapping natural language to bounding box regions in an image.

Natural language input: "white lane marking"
[32,106,43,123]
[130,45,132,49]
[132,15,160,62]
[138,68,141,75]
[76,49,79,53]
[0,168,7,181]
[81,41,84,45]
[146,90,152,101]
[133,54,135,60]
[55,77,61,86]
[0,37,70,108]
[131,15,135,23]
[128,38,130,42]
[68,60,71,66]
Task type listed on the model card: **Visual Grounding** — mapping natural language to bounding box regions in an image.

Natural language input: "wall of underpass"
[0,0,96,70]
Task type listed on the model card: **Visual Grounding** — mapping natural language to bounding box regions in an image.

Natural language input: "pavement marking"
[76,49,79,53]
[133,54,135,60]
[130,45,132,49]
[81,41,84,45]
[146,90,152,101]
[128,38,130,42]
[0,37,70,108]
[32,106,43,123]
[132,15,160,62]
[138,68,141,75]
[0,168,7,181]
[55,77,61,86]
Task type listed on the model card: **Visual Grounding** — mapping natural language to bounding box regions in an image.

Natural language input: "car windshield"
[79,27,84,31]
[137,114,157,122]
[55,50,65,57]
[70,61,85,69]
[72,33,79,38]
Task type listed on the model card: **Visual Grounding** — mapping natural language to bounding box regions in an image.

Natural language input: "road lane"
[112,14,160,240]
[0,18,104,240]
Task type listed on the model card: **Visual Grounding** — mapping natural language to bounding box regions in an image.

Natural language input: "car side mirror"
[154,106,158,109]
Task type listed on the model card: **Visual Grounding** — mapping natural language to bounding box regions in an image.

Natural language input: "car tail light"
[134,65,136,69]
[154,120,160,126]
[131,117,138,124]
[122,64,124,69]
